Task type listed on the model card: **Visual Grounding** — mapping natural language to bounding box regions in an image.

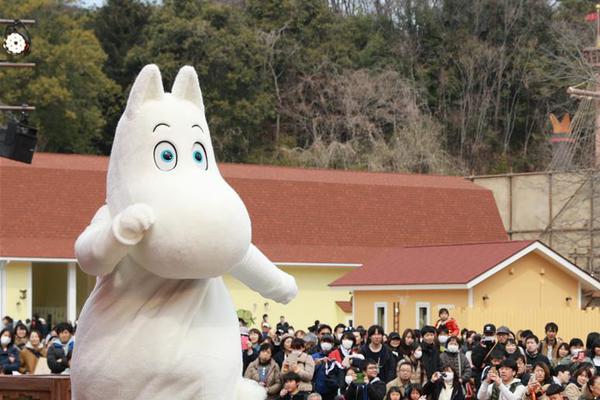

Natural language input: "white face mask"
[438,335,449,344]
[443,372,454,382]
[571,349,581,356]
[342,339,354,350]
[321,342,333,352]
[447,344,459,353]
[0,336,10,346]
[345,375,354,385]
[414,350,422,359]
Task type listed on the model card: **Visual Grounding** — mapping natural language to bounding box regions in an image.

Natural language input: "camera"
[441,372,448,379]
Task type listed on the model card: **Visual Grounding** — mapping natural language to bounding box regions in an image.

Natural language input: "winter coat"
[0,344,20,374]
[525,351,551,368]
[385,377,412,397]
[345,377,387,400]
[312,351,345,396]
[47,338,74,374]
[14,336,28,350]
[244,358,282,399]
[421,342,441,381]
[423,379,465,400]
[435,318,460,337]
[538,338,562,363]
[360,343,397,383]
[19,342,47,374]
[281,351,315,392]
[440,351,472,382]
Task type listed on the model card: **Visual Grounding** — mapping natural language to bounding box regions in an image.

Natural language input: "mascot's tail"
[236,378,267,400]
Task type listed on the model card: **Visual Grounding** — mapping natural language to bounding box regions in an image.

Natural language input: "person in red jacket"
[435,308,460,338]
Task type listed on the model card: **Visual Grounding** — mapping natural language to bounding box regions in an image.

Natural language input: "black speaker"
[0,121,37,164]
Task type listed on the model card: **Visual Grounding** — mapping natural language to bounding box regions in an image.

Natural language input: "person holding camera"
[471,324,498,388]
[422,366,464,400]
[477,359,525,400]
[344,359,387,400]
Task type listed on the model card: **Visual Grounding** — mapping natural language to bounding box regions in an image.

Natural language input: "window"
[374,302,387,331]
[415,302,430,329]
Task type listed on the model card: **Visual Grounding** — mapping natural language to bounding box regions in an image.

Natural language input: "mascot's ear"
[124,64,164,119]
[171,66,205,110]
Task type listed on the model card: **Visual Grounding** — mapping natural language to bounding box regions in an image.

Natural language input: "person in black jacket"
[345,359,387,400]
[420,325,441,381]
[524,336,550,369]
[471,324,497,388]
[46,322,74,374]
[423,365,465,400]
[360,325,396,383]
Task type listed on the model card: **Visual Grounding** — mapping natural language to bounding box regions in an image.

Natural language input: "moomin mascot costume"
[72,65,298,399]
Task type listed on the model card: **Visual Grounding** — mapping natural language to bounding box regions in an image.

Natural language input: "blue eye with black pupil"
[161,150,174,162]
[193,151,203,163]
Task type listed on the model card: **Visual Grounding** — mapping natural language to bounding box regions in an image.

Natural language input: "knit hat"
[421,325,436,335]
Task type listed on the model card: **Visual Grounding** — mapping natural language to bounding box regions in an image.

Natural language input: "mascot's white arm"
[75,203,155,276]
[230,245,297,304]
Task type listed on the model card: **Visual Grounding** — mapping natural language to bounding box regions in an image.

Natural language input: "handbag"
[33,356,51,375]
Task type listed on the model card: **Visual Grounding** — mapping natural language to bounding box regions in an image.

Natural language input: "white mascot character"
[72,65,298,400]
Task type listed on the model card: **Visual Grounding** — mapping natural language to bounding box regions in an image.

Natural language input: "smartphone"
[577,351,585,361]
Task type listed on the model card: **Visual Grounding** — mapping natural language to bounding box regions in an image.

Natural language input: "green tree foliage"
[2,0,598,173]
[0,0,119,153]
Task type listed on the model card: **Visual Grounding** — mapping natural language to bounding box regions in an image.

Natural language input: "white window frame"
[373,302,388,332]
[415,302,430,329]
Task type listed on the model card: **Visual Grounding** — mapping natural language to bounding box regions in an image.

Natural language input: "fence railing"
[450,307,600,339]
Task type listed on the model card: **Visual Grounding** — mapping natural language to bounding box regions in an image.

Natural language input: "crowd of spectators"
[1,310,599,400]
[240,311,600,400]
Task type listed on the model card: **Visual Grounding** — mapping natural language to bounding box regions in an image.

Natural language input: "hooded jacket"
[19,341,48,374]
[47,338,74,374]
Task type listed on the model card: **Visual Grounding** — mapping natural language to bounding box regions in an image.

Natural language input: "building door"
[32,262,67,327]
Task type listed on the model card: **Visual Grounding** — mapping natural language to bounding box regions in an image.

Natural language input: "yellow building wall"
[5,262,31,321]
[471,252,579,310]
[354,290,468,332]
[224,266,353,330]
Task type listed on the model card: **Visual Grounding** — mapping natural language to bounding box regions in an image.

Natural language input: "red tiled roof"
[329,240,535,286]
[335,300,353,313]
[0,153,508,262]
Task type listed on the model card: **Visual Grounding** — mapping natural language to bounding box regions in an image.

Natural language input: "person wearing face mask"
[386,360,414,396]
[331,332,364,370]
[312,334,344,400]
[334,324,346,343]
[440,336,472,385]
[472,324,498,389]
[563,338,592,372]
[245,343,282,400]
[281,338,315,394]
[423,366,464,400]
[0,328,20,375]
[420,326,441,382]
[437,327,451,353]
[408,345,427,384]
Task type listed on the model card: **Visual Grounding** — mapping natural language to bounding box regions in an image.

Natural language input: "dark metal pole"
[0,105,35,111]
[0,19,36,25]
[0,62,35,68]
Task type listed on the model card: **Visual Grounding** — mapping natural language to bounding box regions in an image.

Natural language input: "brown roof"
[335,300,353,313]
[329,240,535,286]
[0,153,507,262]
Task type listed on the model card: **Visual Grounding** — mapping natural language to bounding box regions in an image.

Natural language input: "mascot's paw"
[236,378,266,400]
[268,273,298,305]
[112,203,156,245]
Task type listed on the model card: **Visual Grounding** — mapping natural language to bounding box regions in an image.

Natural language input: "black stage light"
[3,20,31,56]
[0,114,37,164]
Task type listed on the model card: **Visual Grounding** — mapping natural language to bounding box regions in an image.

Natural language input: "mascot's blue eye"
[192,142,208,170]
[162,150,174,162]
[154,141,177,171]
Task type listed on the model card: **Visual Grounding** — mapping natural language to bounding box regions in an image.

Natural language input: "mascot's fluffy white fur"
[72,65,298,400]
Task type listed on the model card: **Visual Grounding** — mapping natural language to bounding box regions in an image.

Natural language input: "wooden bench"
[0,375,71,400]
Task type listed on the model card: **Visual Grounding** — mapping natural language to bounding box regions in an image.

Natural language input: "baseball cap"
[483,324,496,335]
[389,332,401,341]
